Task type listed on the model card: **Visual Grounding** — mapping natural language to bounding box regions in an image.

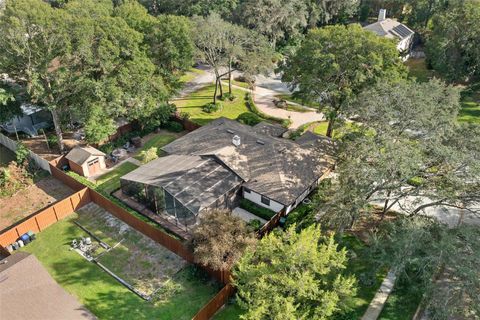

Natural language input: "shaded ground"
[20,208,220,320]
[0,175,73,230]
[0,144,15,166]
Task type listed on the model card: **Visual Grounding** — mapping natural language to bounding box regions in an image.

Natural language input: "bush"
[15,142,29,165]
[202,102,222,113]
[0,162,32,198]
[46,134,59,149]
[239,198,276,221]
[244,93,291,128]
[247,219,262,231]
[179,111,190,120]
[165,120,183,132]
[237,112,263,126]
[137,147,158,164]
[221,92,236,101]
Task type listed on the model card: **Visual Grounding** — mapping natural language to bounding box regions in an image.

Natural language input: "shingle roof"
[162,118,335,205]
[66,146,105,165]
[364,18,414,40]
[121,154,242,214]
[253,121,288,137]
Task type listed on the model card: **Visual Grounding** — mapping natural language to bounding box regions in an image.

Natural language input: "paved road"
[177,67,325,129]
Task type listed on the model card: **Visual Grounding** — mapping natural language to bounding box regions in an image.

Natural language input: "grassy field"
[378,277,423,320]
[133,133,178,160]
[95,162,139,195]
[174,85,252,125]
[20,210,220,320]
[459,86,480,124]
[404,58,439,83]
[179,67,205,84]
[213,302,244,319]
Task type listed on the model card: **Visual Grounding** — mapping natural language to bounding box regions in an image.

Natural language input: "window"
[244,187,251,194]
[87,158,99,166]
[261,195,270,206]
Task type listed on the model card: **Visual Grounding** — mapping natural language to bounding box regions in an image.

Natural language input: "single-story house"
[0,252,95,320]
[0,104,52,137]
[120,118,335,229]
[364,9,415,57]
[66,146,106,177]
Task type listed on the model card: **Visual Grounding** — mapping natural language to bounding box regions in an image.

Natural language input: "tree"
[83,104,116,144]
[322,80,480,229]
[426,0,480,82]
[0,0,72,152]
[191,210,256,271]
[139,0,239,18]
[306,0,360,27]
[370,217,480,319]
[0,84,22,124]
[233,225,356,319]
[281,24,406,137]
[234,0,308,49]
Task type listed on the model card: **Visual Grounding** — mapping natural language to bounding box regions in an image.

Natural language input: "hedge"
[244,93,292,128]
[239,198,276,221]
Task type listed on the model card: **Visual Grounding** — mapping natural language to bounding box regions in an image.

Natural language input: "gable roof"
[364,18,414,41]
[162,118,335,205]
[121,154,242,214]
[253,121,288,137]
[66,146,105,165]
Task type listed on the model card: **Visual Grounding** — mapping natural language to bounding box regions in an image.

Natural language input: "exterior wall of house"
[68,160,86,177]
[397,34,414,54]
[243,188,285,213]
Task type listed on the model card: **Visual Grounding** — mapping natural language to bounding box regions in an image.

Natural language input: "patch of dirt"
[16,132,85,161]
[348,208,398,243]
[0,176,74,230]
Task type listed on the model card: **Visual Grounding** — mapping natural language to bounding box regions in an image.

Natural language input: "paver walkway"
[361,270,397,320]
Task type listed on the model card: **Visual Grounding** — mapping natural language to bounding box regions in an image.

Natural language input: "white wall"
[81,155,106,177]
[243,188,285,213]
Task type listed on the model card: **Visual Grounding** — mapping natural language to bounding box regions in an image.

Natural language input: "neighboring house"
[120,118,335,229]
[0,104,52,137]
[364,9,415,58]
[66,146,106,177]
[0,252,95,320]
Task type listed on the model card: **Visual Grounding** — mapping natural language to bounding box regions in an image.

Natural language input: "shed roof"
[66,146,106,165]
[121,154,242,214]
[162,118,335,205]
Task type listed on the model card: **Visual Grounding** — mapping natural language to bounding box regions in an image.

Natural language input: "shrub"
[179,111,190,120]
[138,147,158,164]
[0,162,32,198]
[237,112,262,126]
[247,219,262,231]
[221,92,236,101]
[165,120,183,132]
[46,134,59,148]
[239,198,276,221]
[202,102,222,113]
[15,142,29,165]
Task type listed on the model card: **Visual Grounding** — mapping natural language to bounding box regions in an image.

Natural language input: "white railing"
[0,132,51,173]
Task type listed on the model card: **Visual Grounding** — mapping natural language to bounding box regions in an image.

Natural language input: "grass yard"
[404,58,439,83]
[20,204,220,320]
[378,277,423,320]
[179,67,205,84]
[133,133,178,161]
[213,302,244,319]
[276,93,320,108]
[174,85,252,126]
[95,162,139,195]
[459,86,480,125]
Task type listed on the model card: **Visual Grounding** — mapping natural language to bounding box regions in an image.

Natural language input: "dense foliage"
[191,210,256,271]
[234,225,356,319]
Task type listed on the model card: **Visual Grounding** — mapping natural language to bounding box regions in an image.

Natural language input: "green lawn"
[174,85,252,126]
[221,79,251,89]
[459,87,480,124]
[213,302,244,320]
[379,276,423,320]
[95,162,139,195]
[311,121,355,139]
[20,213,220,320]
[404,58,439,83]
[276,93,320,108]
[179,67,205,84]
[133,133,178,160]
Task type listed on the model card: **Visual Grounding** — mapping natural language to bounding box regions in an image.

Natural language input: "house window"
[244,187,251,194]
[261,195,270,206]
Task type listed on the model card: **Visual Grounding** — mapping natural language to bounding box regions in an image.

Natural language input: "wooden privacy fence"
[0,188,90,247]
[193,283,235,320]
[50,156,88,191]
[0,132,51,173]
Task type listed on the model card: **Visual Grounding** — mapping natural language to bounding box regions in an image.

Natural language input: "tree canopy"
[233,225,356,319]
[281,24,406,137]
[191,210,256,271]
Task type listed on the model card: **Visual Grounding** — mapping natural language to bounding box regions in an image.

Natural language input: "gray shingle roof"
[364,18,414,40]
[162,118,335,205]
[253,121,288,137]
[65,146,105,165]
[120,154,242,214]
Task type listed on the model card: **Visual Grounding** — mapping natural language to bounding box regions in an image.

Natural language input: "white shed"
[66,146,106,177]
